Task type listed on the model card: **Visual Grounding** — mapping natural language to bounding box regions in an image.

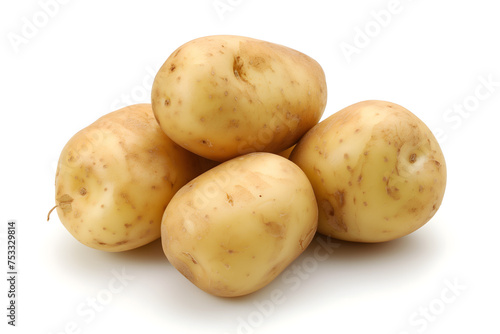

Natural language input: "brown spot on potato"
[233,56,248,83]
[124,223,132,228]
[120,192,135,209]
[334,190,345,207]
[226,193,234,206]
[170,64,176,72]
[344,153,349,159]
[174,258,195,282]
[183,252,198,264]
[264,221,285,238]
[321,200,347,232]
[409,153,417,163]
[386,186,400,200]
[201,139,213,147]
[79,187,87,196]
[164,99,171,106]
[56,194,73,214]
[229,119,239,128]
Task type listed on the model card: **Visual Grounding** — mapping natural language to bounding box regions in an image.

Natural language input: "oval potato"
[290,100,447,243]
[54,104,210,252]
[161,152,318,297]
[152,35,327,162]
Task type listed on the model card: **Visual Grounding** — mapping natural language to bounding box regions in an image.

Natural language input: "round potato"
[53,104,210,252]
[161,152,318,297]
[152,35,327,162]
[290,100,447,243]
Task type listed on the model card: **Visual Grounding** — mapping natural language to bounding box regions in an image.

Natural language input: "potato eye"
[409,153,417,163]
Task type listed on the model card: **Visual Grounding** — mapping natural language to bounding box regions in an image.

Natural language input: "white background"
[1,0,499,333]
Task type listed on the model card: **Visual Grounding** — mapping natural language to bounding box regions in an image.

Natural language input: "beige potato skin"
[152,35,327,162]
[290,100,447,243]
[54,104,209,252]
[162,152,318,297]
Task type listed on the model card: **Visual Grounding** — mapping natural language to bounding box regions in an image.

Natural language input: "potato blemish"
[321,199,347,233]
[183,252,198,264]
[226,193,234,206]
[264,221,285,238]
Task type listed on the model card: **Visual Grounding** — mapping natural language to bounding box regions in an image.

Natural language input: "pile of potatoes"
[51,35,446,297]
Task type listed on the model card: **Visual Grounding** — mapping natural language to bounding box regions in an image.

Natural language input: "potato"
[290,100,446,243]
[52,104,210,252]
[161,152,318,297]
[152,35,327,162]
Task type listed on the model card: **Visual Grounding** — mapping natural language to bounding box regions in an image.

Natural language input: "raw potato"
[290,100,447,243]
[152,35,327,162]
[53,104,210,252]
[161,152,318,297]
